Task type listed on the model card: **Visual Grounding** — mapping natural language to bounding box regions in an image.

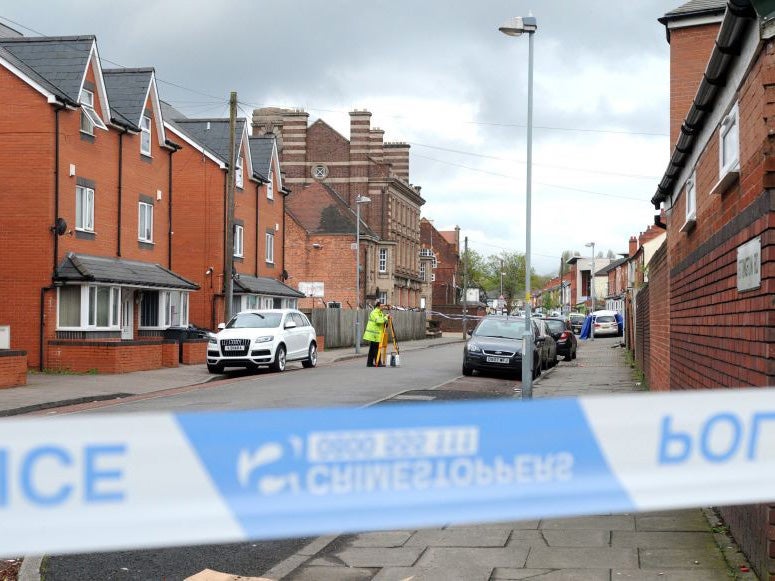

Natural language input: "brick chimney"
[369,128,385,162]
[385,142,410,181]
[629,236,638,257]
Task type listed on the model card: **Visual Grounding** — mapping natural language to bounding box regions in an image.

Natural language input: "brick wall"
[718,504,772,581]
[46,340,167,373]
[0,351,27,388]
[162,340,178,368]
[635,284,649,380]
[647,242,670,391]
[181,339,207,364]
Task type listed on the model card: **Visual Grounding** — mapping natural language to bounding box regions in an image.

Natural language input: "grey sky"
[2,0,684,274]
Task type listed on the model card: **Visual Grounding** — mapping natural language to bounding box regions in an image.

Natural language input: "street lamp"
[586,241,596,340]
[354,195,371,353]
[500,14,537,400]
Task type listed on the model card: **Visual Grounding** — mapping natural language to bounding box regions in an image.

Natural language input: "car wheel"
[207,363,224,374]
[532,359,541,379]
[564,351,572,361]
[572,348,577,360]
[271,345,287,372]
[462,363,473,376]
[302,342,317,368]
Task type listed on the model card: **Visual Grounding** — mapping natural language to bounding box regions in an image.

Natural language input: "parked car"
[462,316,544,379]
[569,313,586,335]
[533,319,558,369]
[591,310,620,337]
[544,317,578,361]
[207,309,317,374]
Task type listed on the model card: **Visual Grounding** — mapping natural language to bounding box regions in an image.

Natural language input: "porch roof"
[234,274,304,298]
[56,253,198,290]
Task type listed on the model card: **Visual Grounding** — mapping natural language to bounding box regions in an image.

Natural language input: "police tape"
[1,388,774,556]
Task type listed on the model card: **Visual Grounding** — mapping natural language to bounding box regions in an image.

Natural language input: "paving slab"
[506,530,546,546]
[610,569,729,580]
[493,569,609,580]
[525,547,638,569]
[373,565,492,581]
[349,531,413,548]
[540,515,635,530]
[638,547,727,569]
[334,547,423,568]
[286,566,375,581]
[415,547,529,569]
[611,531,717,549]
[406,526,510,547]
[635,512,710,532]
[542,530,611,547]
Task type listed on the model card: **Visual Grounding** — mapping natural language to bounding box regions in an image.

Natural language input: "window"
[245,294,258,310]
[140,290,188,328]
[140,115,152,156]
[420,262,426,281]
[379,291,387,304]
[681,171,697,232]
[379,248,387,273]
[141,290,159,326]
[719,103,739,176]
[234,225,244,257]
[312,164,328,179]
[236,156,244,189]
[266,232,275,263]
[76,186,95,232]
[79,89,107,135]
[419,248,434,258]
[267,170,274,199]
[57,285,119,329]
[431,273,436,282]
[138,202,153,242]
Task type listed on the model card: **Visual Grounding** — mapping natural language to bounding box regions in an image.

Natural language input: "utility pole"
[224,91,237,323]
[462,236,469,338]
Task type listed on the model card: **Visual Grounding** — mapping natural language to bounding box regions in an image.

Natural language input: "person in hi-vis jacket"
[363,300,388,367]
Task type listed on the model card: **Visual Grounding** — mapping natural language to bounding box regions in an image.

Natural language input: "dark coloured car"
[544,317,578,361]
[569,313,585,335]
[462,316,544,379]
[533,319,558,369]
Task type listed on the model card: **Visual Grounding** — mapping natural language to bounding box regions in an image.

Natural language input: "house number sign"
[737,236,761,292]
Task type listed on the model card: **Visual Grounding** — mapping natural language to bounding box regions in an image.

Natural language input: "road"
[43,342,519,581]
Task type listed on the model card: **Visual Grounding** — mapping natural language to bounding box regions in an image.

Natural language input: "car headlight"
[467,343,482,353]
[254,335,274,343]
[208,336,217,345]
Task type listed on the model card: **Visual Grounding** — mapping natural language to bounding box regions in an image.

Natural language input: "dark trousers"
[367,341,380,367]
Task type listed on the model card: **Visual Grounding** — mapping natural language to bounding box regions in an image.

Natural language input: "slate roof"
[234,275,304,298]
[661,0,726,22]
[596,257,628,276]
[56,253,198,290]
[286,182,377,238]
[0,35,94,104]
[103,68,153,130]
[249,136,275,180]
[172,117,246,165]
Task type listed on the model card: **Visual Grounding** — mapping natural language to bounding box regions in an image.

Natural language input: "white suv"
[207,309,317,374]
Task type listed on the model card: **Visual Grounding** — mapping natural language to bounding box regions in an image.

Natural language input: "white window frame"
[266,232,275,264]
[138,201,153,242]
[234,225,244,257]
[681,170,697,233]
[140,115,152,156]
[138,290,189,329]
[56,284,120,330]
[419,262,426,281]
[378,291,388,304]
[79,89,107,135]
[76,185,95,232]
[236,156,244,189]
[719,102,740,177]
[267,169,274,199]
[379,248,387,273]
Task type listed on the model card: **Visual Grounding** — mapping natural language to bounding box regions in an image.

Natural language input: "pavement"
[4,334,758,580]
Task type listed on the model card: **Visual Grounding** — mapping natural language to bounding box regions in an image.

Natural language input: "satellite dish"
[53,217,67,236]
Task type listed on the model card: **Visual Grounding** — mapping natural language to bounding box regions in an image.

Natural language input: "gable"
[307,119,350,161]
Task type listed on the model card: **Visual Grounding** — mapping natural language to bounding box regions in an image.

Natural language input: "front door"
[121,290,133,340]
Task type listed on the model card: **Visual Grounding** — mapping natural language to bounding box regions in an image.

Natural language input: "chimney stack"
[629,236,638,257]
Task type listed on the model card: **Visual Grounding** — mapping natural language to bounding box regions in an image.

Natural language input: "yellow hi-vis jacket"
[363,307,387,342]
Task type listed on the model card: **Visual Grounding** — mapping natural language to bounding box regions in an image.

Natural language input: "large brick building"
[253,108,426,307]
[652,0,775,576]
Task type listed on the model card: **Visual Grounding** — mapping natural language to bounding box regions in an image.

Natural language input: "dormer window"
[267,169,274,200]
[79,89,107,135]
[236,156,243,189]
[140,115,152,156]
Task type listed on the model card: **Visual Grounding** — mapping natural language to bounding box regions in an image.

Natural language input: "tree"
[460,247,489,300]
[606,249,617,259]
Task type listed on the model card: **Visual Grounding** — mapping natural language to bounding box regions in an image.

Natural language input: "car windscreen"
[569,315,584,322]
[474,319,524,340]
[544,320,566,334]
[226,312,282,329]
[596,315,616,323]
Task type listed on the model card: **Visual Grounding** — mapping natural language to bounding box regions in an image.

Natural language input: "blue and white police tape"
[1,388,774,556]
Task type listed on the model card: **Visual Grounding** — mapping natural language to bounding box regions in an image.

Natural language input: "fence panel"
[306,309,426,349]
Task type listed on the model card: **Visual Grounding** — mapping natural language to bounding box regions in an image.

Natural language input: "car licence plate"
[486,356,509,364]
[224,345,243,351]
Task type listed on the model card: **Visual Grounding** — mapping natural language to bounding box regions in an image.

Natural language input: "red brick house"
[419,220,461,308]
[0,35,198,374]
[162,105,303,331]
[653,0,775,576]
[285,182,379,309]
[253,108,426,307]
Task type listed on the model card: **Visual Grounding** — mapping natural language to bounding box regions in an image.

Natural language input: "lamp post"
[500,14,537,399]
[586,241,596,340]
[354,195,371,353]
